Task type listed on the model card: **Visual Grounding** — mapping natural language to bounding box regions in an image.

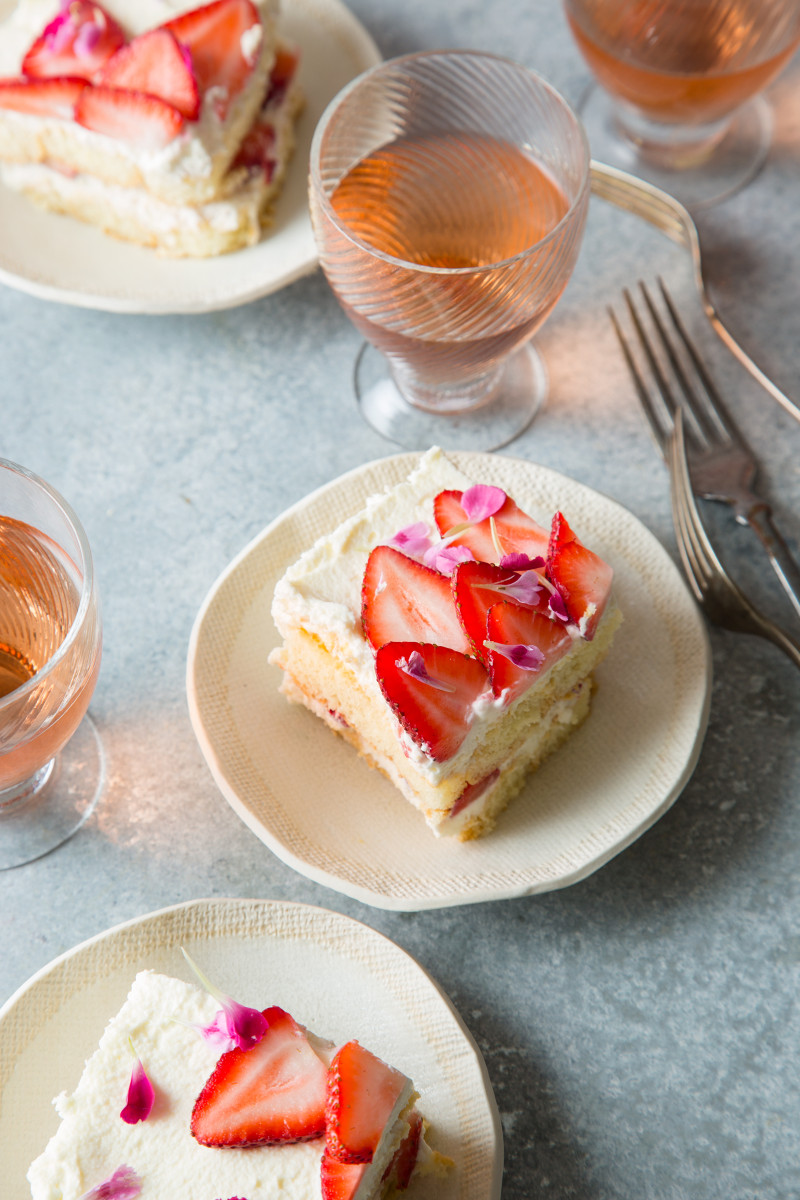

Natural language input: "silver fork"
[668,411,800,670]
[610,277,800,621]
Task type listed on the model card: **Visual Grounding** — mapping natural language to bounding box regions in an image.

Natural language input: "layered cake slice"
[0,0,304,254]
[270,448,623,840]
[28,969,447,1200]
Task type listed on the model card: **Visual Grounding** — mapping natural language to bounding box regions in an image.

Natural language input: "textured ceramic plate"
[0,898,501,1199]
[187,451,712,911]
[0,0,380,313]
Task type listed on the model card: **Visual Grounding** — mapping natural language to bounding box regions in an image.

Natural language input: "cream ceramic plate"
[0,897,501,1199]
[187,452,712,911]
[0,0,380,313]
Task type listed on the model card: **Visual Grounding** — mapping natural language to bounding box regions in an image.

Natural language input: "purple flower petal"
[120,1048,154,1125]
[548,591,570,622]
[500,553,545,571]
[79,1166,142,1200]
[180,948,268,1052]
[390,521,432,559]
[424,543,474,575]
[494,570,543,607]
[399,650,454,692]
[194,1010,238,1052]
[74,20,101,57]
[460,485,506,524]
[484,640,546,671]
[45,12,75,52]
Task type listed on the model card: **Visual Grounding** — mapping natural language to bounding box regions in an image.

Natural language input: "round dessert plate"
[0,0,381,314]
[0,897,501,1199]
[187,452,712,911]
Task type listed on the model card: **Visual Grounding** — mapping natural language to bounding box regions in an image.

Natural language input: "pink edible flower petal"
[460,484,506,524]
[79,1165,142,1200]
[46,12,76,52]
[120,1043,155,1125]
[74,20,102,57]
[424,542,474,575]
[194,1009,239,1052]
[500,552,545,571]
[180,948,267,1051]
[494,570,543,607]
[548,591,570,622]
[400,650,455,692]
[390,521,433,559]
[484,640,546,671]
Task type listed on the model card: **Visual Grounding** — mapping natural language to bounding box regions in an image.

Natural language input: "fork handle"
[739,504,800,622]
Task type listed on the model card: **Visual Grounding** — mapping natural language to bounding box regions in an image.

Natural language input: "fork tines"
[609,278,742,457]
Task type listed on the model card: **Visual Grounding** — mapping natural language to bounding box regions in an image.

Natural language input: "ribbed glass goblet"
[0,459,103,869]
[564,0,800,208]
[309,50,591,450]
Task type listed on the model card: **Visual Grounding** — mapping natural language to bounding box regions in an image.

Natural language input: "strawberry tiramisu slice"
[0,0,304,254]
[270,448,623,840]
[27,969,448,1200]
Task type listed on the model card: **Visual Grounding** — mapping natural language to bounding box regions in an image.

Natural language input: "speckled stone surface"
[1,2,800,1198]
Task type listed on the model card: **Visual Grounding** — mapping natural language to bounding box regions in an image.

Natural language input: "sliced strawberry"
[99,29,200,120]
[0,76,88,120]
[362,545,470,655]
[326,1041,410,1165]
[233,117,276,177]
[383,1108,423,1191]
[375,642,490,762]
[452,559,547,664]
[450,769,500,819]
[161,0,261,100]
[22,2,125,82]
[75,84,184,149]
[433,489,549,565]
[320,1153,368,1200]
[547,512,613,640]
[191,1006,328,1147]
[485,602,573,702]
[265,44,299,105]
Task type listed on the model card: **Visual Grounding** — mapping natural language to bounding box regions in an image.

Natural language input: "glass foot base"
[578,84,771,210]
[354,341,548,451]
[0,714,105,870]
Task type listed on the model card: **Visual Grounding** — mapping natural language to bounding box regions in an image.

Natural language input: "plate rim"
[0,896,504,1200]
[186,450,713,911]
[0,0,382,313]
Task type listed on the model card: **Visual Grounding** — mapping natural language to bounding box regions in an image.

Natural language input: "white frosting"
[27,971,326,1199]
[27,970,420,1200]
[0,0,279,183]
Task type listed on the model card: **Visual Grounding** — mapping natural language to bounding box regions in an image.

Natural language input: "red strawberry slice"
[362,545,470,655]
[433,489,549,565]
[326,1040,411,1164]
[452,559,547,664]
[99,29,200,120]
[22,2,125,82]
[161,0,261,100]
[383,1108,423,1190]
[75,84,185,149]
[485,602,573,702]
[264,44,299,105]
[191,1006,328,1147]
[547,511,613,640]
[0,76,88,119]
[233,117,276,177]
[375,642,490,762]
[320,1153,368,1200]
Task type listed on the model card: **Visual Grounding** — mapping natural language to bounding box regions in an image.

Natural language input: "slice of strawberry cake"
[27,969,448,1200]
[270,448,623,840]
[0,0,304,255]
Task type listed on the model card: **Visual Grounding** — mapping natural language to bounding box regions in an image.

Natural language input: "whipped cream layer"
[28,971,327,1200]
[0,0,279,191]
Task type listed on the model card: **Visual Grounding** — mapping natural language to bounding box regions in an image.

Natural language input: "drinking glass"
[309,50,591,451]
[564,0,800,208]
[0,459,103,869]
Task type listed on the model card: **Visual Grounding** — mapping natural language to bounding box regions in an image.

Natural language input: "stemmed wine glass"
[309,50,591,451]
[0,459,103,869]
[564,0,800,209]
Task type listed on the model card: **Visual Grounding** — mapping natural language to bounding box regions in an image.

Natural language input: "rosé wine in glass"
[564,0,800,206]
[309,51,590,450]
[0,460,103,869]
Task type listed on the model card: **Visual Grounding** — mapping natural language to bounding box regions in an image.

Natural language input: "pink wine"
[565,0,800,126]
